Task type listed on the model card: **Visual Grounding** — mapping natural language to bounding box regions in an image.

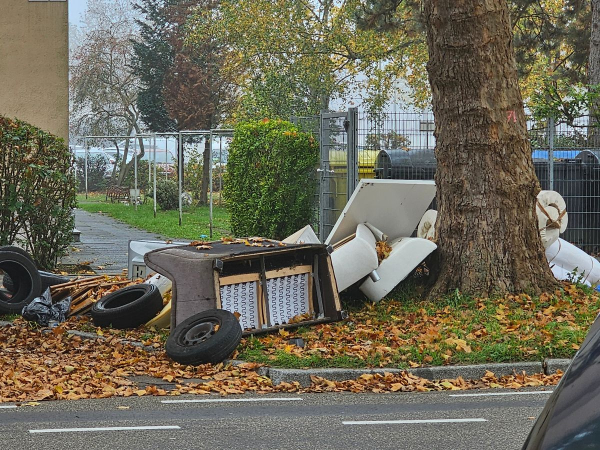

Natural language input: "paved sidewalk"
[59,209,174,276]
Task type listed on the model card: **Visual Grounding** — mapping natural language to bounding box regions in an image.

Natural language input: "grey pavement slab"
[59,209,171,275]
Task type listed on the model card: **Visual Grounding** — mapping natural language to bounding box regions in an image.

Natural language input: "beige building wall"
[0,0,69,142]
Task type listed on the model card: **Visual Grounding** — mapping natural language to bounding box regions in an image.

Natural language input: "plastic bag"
[22,287,72,326]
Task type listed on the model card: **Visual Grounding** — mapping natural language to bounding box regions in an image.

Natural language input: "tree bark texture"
[423,0,557,297]
[590,0,600,146]
[591,0,600,86]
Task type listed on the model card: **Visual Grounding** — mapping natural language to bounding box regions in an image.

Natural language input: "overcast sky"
[69,0,87,26]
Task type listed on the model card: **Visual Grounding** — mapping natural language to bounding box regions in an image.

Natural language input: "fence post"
[209,130,213,239]
[347,107,359,196]
[548,116,555,190]
[178,131,183,226]
[153,134,157,218]
[84,137,88,199]
[134,135,138,211]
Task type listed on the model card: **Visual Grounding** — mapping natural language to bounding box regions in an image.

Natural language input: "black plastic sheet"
[22,288,71,326]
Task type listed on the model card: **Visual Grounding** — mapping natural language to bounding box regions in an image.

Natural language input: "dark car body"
[523,312,600,449]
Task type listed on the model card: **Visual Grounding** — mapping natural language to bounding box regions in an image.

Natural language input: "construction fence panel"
[352,111,599,253]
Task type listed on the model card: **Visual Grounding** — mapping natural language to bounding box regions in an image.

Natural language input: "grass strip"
[76,193,231,240]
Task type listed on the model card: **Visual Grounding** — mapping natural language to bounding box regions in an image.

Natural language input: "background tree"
[70,0,146,186]
[357,0,594,116]
[511,0,591,102]
[192,0,425,116]
[133,0,238,205]
[132,0,178,133]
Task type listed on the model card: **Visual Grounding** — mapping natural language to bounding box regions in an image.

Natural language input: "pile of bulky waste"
[0,246,172,329]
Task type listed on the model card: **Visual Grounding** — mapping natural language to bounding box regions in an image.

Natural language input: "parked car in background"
[71,146,116,177]
[522,311,600,449]
[103,141,178,175]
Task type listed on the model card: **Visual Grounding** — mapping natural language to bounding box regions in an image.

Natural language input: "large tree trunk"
[590,0,600,146]
[423,0,558,298]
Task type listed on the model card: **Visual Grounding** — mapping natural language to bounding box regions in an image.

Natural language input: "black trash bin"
[374,149,436,180]
[375,148,600,252]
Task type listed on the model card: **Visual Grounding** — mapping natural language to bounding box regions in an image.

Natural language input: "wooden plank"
[69,287,93,306]
[326,256,342,311]
[218,272,261,286]
[265,265,312,279]
[332,233,356,250]
[68,297,96,317]
[50,288,72,301]
[50,276,104,291]
[98,280,133,288]
[307,270,314,315]
[214,273,222,309]
[257,283,266,328]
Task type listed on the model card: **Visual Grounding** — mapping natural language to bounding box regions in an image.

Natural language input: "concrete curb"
[229,359,568,388]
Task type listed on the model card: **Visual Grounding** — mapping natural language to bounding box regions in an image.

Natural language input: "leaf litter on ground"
[0,281,595,402]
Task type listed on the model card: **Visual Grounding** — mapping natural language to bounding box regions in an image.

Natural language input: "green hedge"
[223,119,319,240]
[0,116,77,269]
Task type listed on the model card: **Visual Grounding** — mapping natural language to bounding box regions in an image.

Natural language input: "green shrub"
[0,116,77,269]
[156,179,179,210]
[122,159,150,192]
[183,146,204,203]
[223,119,319,239]
[75,155,108,192]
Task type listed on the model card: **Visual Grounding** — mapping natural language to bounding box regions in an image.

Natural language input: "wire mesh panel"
[529,116,600,253]
[349,111,600,252]
[358,111,436,181]
[319,109,357,241]
[291,115,321,234]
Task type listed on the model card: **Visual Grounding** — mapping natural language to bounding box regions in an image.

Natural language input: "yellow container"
[324,150,379,219]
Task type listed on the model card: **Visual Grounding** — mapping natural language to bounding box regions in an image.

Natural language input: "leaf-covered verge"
[237,282,600,369]
[0,316,560,403]
[0,280,594,402]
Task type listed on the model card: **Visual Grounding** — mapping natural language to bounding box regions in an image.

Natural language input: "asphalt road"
[0,389,552,450]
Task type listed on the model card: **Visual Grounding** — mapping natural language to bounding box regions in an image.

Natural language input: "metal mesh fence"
[75,114,599,250]
[355,111,599,252]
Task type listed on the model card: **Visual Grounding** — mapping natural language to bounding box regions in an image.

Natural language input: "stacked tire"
[0,247,43,315]
[91,283,164,329]
[0,246,71,315]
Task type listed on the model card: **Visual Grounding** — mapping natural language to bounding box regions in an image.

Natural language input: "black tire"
[0,245,69,293]
[39,271,71,290]
[0,246,36,265]
[165,309,242,366]
[1,273,15,293]
[91,284,163,329]
[3,271,70,294]
[0,251,42,315]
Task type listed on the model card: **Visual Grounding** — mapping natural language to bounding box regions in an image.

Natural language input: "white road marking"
[29,426,180,434]
[449,391,553,397]
[161,397,303,404]
[343,418,487,425]
[0,405,16,409]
